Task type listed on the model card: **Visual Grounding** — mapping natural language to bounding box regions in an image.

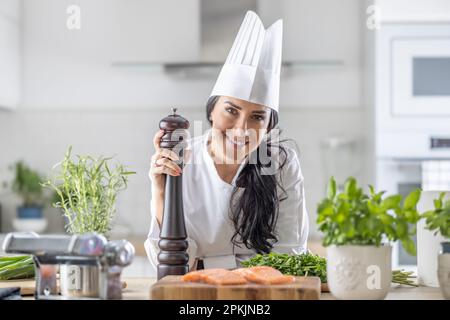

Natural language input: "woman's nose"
[233,117,248,133]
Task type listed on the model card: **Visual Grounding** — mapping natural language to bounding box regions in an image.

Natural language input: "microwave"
[392,36,450,116]
[375,23,450,270]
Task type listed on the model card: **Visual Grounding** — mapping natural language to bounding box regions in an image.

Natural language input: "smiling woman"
[207,96,273,166]
[144,11,309,272]
[206,95,290,254]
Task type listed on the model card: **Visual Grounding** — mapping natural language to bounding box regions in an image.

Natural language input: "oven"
[376,23,450,270]
[392,36,450,116]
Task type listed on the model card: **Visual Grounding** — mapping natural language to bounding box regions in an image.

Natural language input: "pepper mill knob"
[159,108,190,151]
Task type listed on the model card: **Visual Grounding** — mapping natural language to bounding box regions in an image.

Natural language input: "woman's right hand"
[149,130,183,195]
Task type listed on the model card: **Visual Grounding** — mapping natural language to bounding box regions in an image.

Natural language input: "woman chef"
[145,11,309,271]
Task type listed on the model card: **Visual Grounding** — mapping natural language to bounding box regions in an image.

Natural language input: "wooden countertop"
[123,277,445,300]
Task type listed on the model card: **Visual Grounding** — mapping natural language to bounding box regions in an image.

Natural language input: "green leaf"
[367,200,380,215]
[344,177,357,199]
[401,238,417,256]
[368,185,376,197]
[434,198,443,210]
[403,189,421,210]
[396,220,408,238]
[381,195,402,211]
[379,213,394,225]
[327,177,337,200]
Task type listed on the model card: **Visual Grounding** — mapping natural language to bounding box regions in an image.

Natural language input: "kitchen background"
[0,0,449,277]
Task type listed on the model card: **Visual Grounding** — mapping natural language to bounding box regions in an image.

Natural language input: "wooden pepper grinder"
[157,108,190,280]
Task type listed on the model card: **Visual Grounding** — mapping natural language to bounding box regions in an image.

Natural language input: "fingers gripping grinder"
[157,108,190,280]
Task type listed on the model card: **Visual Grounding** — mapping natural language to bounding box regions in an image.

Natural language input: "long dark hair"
[206,96,289,253]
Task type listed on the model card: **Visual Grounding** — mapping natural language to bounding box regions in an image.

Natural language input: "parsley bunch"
[241,252,327,283]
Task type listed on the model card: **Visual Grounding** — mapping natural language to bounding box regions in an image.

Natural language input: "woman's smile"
[224,131,249,149]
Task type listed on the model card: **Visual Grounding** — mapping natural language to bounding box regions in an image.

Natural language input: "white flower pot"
[438,252,450,299]
[417,191,449,287]
[327,245,392,300]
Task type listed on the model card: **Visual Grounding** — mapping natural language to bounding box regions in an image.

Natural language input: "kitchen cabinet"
[109,0,360,65]
[107,0,200,63]
[0,0,21,22]
[256,0,362,108]
[0,2,20,110]
[258,0,361,64]
[21,0,200,65]
[376,0,450,23]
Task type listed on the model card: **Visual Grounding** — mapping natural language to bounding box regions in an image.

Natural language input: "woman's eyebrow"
[224,101,242,109]
[225,101,267,114]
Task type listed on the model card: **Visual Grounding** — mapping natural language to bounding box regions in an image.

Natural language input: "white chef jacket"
[144,129,309,274]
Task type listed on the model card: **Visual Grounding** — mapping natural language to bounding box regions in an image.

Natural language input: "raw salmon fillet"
[232,266,295,285]
[182,268,222,282]
[182,268,248,285]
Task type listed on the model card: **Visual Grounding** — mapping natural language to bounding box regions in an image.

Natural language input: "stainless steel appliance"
[2,232,135,300]
[375,23,450,269]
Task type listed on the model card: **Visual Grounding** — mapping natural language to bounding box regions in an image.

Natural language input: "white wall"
[0,106,365,237]
[0,0,368,239]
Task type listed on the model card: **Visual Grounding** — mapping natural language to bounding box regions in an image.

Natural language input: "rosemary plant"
[43,146,135,235]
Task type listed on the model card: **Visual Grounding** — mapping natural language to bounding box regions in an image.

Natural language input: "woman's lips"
[224,133,249,148]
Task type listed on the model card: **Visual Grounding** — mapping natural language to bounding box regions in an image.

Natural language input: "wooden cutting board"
[151,276,321,300]
[0,279,36,296]
[0,279,127,297]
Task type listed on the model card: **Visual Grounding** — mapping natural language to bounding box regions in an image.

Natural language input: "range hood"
[199,0,257,64]
[111,0,343,75]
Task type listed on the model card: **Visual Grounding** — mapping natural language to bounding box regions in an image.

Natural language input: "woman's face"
[209,96,272,164]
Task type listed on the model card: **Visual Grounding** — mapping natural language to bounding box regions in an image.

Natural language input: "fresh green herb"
[10,161,47,207]
[241,252,327,283]
[317,177,421,255]
[0,255,35,280]
[422,192,450,239]
[42,146,135,235]
[392,269,418,287]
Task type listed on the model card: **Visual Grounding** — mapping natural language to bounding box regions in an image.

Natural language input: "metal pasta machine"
[2,232,135,300]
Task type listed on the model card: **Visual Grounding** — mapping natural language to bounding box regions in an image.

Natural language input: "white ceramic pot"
[438,252,450,299]
[327,245,392,300]
[417,191,449,287]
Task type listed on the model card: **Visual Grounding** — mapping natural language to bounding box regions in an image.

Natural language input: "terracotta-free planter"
[438,242,450,299]
[327,245,392,300]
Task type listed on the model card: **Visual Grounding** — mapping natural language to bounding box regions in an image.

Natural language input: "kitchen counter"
[122,278,445,300]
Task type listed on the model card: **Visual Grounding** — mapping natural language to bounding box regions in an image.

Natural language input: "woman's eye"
[225,107,238,115]
[252,115,265,121]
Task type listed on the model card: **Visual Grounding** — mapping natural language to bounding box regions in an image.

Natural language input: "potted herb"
[421,192,450,299]
[43,146,135,297]
[317,177,421,300]
[10,161,50,232]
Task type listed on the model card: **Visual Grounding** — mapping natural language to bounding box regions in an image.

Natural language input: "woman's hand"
[149,130,183,225]
[149,130,183,191]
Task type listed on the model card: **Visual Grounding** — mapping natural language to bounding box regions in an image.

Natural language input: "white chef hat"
[210,10,283,112]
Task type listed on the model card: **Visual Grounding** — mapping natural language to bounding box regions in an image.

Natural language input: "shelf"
[111,60,345,79]
[111,60,344,68]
